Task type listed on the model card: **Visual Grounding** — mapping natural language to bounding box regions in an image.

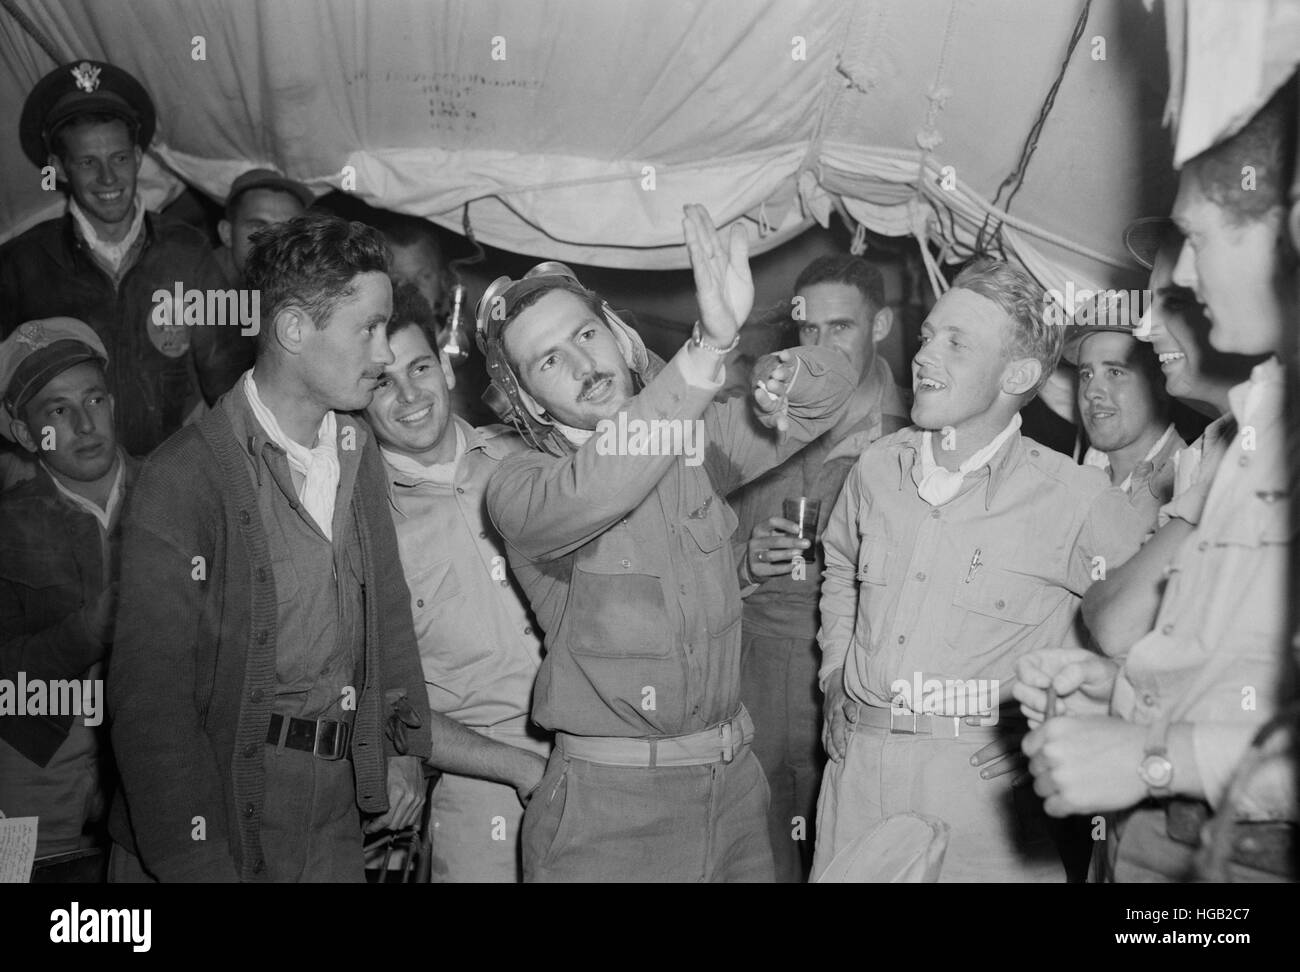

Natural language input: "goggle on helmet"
[475,261,651,456]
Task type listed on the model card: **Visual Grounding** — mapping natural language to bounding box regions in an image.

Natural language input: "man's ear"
[1002,357,1043,397]
[49,154,67,184]
[11,416,39,454]
[871,306,894,344]
[273,306,309,354]
[218,218,233,250]
[131,145,143,175]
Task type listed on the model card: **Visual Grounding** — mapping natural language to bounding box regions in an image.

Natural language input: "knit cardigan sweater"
[107,394,431,882]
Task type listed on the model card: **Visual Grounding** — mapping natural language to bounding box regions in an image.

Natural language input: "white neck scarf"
[914,413,1022,506]
[1084,422,1176,492]
[382,424,466,487]
[69,196,146,273]
[243,370,340,539]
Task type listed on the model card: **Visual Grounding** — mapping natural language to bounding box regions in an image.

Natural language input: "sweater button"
[239,510,250,525]
[243,802,256,817]
[253,859,266,874]
[258,630,268,645]
[258,567,268,582]
[244,743,258,757]
[249,688,263,702]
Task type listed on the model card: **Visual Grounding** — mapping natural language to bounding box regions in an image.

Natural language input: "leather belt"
[1165,797,1295,877]
[557,707,754,768]
[266,714,352,761]
[852,702,1014,739]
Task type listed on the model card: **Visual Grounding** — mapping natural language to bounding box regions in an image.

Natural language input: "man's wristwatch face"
[1138,751,1174,794]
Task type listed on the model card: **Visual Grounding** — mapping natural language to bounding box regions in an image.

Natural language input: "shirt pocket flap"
[952,568,1049,625]
[409,558,464,609]
[855,535,891,585]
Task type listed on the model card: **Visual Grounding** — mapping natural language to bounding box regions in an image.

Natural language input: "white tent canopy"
[0,0,1288,300]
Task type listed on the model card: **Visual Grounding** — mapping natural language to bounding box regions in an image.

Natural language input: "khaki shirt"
[1112,360,1290,809]
[819,428,1150,707]
[384,419,544,729]
[487,344,856,738]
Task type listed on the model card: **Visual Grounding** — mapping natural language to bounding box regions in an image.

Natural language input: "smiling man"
[1061,319,1180,526]
[0,59,243,457]
[481,206,857,882]
[1017,81,1296,882]
[107,213,431,882]
[812,258,1150,882]
[364,283,549,882]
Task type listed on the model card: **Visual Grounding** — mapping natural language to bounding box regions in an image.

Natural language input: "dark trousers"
[739,629,825,882]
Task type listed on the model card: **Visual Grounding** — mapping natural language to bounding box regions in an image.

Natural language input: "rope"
[0,0,63,65]
[975,0,1093,256]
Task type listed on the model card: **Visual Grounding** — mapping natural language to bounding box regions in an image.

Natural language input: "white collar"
[1084,422,1177,490]
[69,196,146,272]
[44,451,125,533]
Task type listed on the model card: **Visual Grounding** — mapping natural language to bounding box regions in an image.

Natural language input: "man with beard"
[108,213,430,882]
[482,205,857,882]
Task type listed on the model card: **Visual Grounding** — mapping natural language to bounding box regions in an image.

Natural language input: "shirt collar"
[68,195,146,271]
[897,414,1025,510]
[41,448,126,532]
[1083,422,1178,491]
[1227,356,1283,427]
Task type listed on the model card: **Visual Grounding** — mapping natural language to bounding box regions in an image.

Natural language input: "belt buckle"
[314,720,349,760]
[889,706,918,735]
[719,719,737,763]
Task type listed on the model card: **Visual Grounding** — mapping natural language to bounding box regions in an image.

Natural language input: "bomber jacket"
[0,213,247,456]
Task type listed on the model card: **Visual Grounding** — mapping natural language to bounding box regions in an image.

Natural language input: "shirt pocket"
[855,534,891,585]
[945,567,1050,649]
[568,534,671,659]
[681,500,742,638]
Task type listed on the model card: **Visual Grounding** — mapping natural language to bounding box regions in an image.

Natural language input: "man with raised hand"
[108,213,430,882]
[482,205,856,882]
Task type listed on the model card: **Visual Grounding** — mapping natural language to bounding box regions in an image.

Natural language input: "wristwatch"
[691,321,740,355]
[1138,745,1174,798]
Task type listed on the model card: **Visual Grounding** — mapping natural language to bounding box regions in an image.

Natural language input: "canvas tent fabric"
[0,0,1286,302]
